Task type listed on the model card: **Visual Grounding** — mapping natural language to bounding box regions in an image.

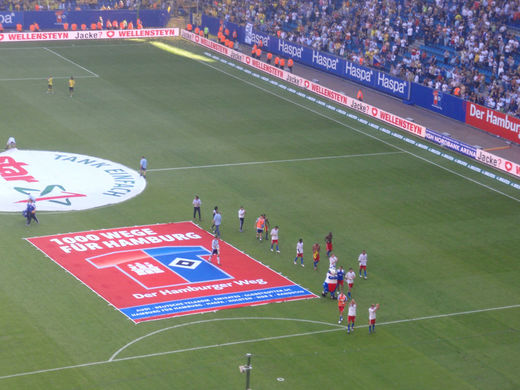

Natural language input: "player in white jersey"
[6,136,16,149]
[209,235,221,265]
[238,206,246,232]
[193,195,201,221]
[328,253,338,268]
[270,226,280,252]
[368,303,380,334]
[346,267,356,299]
[347,299,357,334]
[358,250,368,279]
[294,238,304,266]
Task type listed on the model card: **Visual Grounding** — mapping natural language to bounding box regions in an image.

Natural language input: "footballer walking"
[368,304,380,334]
[337,291,347,324]
[347,299,357,334]
[294,238,304,266]
[209,235,221,265]
[270,226,280,252]
[346,267,356,299]
[358,250,368,279]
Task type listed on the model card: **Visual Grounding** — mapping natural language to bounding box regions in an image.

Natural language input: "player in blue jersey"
[336,265,345,293]
[24,199,39,225]
[139,156,147,179]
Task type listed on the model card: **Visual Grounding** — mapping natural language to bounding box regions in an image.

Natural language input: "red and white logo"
[304,80,310,88]
[371,107,378,117]
[0,149,145,212]
[106,30,115,38]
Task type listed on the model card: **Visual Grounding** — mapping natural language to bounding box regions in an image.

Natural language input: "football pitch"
[1,37,519,389]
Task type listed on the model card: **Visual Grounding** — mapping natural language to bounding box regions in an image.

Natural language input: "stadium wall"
[0,10,168,30]
[200,15,519,146]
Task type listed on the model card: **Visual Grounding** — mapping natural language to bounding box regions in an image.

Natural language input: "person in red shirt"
[325,232,333,256]
[337,292,347,323]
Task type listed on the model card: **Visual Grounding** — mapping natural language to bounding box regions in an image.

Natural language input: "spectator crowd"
[202,0,520,117]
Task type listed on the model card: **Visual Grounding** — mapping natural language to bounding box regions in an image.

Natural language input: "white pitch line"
[0,75,98,82]
[108,316,341,361]
[0,304,518,381]
[43,47,99,77]
[196,57,520,203]
[147,151,404,172]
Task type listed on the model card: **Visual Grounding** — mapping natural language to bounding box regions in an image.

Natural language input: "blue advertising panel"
[18,10,166,30]
[410,82,466,122]
[425,129,477,158]
[201,15,411,99]
[0,11,23,28]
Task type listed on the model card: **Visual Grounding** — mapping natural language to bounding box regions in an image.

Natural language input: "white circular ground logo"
[0,149,146,212]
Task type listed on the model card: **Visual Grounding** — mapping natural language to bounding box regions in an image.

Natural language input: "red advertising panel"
[26,222,316,323]
[466,102,520,145]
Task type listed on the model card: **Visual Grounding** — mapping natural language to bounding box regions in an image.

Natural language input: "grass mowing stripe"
[0,304,517,381]
[194,56,520,203]
[147,151,405,172]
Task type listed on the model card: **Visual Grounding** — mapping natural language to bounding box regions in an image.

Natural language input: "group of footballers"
[322,238,379,334]
[47,75,75,97]
[201,206,381,333]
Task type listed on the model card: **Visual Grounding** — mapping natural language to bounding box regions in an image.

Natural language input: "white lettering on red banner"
[466,102,520,143]
[0,28,178,42]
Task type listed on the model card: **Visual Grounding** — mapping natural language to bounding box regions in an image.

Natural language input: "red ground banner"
[26,222,316,322]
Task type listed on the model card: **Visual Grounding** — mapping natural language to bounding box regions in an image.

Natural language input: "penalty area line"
[43,47,99,78]
[147,151,405,172]
[0,303,518,381]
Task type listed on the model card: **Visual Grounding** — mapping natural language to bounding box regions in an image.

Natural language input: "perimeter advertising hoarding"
[475,150,520,178]
[425,129,476,158]
[466,102,520,145]
[27,222,316,323]
[0,27,177,42]
[411,83,466,122]
[0,11,22,28]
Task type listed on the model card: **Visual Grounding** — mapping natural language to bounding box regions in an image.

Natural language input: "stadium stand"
[200,0,520,117]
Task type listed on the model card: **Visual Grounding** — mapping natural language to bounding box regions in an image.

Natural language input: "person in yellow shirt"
[47,76,53,94]
[68,76,75,97]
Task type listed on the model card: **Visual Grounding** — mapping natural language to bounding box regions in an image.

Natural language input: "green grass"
[0,38,519,389]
